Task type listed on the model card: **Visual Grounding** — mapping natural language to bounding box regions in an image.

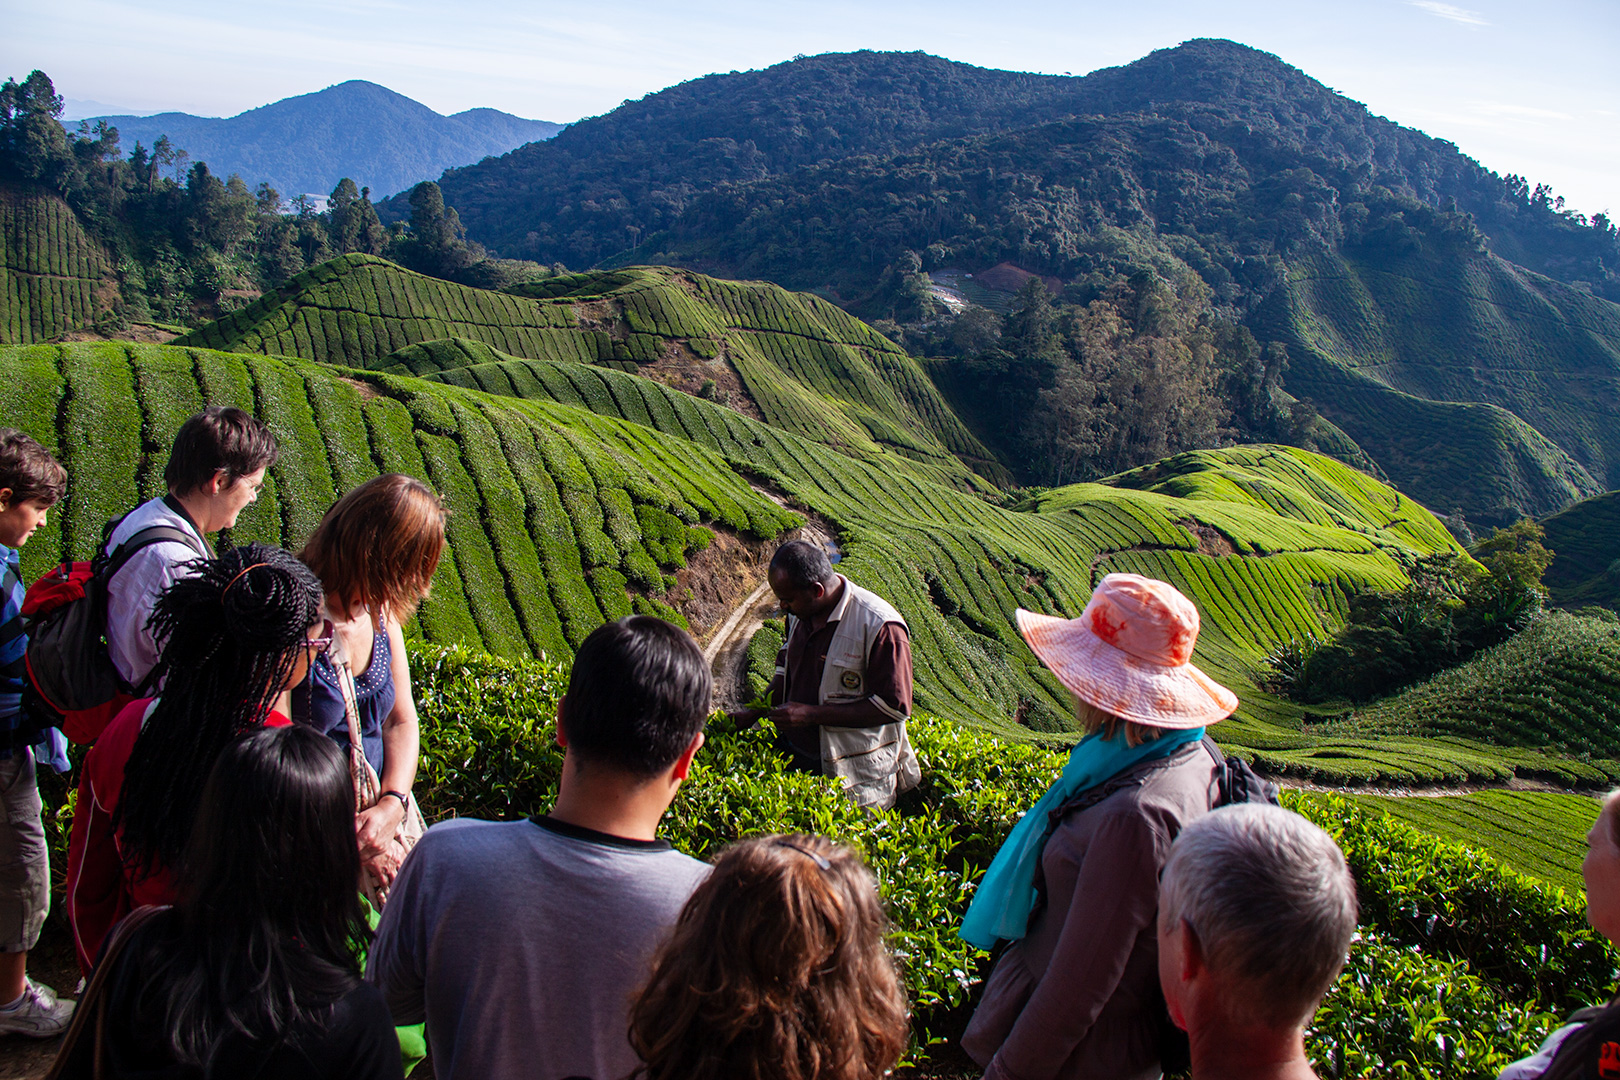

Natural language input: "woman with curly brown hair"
[627,834,909,1080]
[291,474,445,893]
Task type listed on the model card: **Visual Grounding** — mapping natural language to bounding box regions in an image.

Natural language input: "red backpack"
[22,523,206,744]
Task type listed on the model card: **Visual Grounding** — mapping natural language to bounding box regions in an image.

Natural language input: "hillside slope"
[1542,490,1620,610]
[173,255,1009,489]
[622,102,1619,523]
[1258,241,1619,524]
[0,186,115,343]
[82,80,562,199]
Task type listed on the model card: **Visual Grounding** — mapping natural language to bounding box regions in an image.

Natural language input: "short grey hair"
[1159,804,1357,1029]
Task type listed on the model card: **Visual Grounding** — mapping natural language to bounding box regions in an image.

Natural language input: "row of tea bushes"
[1352,790,1597,894]
[0,186,114,344]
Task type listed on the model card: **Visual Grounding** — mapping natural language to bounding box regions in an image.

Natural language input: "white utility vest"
[779,576,921,810]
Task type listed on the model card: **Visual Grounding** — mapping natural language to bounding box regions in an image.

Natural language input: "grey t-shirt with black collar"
[368,814,711,1080]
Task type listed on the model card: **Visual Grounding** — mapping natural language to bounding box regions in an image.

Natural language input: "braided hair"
[115,543,324,878]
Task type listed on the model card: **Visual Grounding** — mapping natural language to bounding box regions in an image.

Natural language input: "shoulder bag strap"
[43,904,171,1080]
[336,659,379,809]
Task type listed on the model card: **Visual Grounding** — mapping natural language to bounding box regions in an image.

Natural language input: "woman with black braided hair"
[64,543,330,976]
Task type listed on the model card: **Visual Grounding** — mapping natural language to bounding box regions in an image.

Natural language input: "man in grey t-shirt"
[369,616,713,1080]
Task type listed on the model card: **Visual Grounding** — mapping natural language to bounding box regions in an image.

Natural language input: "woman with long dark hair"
[65,544,329,974]
[53,725,402,1078]
[627,834,909,1080]
[292,474,445,890]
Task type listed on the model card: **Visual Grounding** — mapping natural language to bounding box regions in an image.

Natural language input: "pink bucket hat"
[1016,573,1238,729]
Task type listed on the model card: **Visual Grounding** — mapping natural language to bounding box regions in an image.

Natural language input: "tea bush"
[407,642,1618,1077]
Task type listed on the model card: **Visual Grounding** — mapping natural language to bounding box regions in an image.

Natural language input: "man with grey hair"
[1157,803,1357,1080]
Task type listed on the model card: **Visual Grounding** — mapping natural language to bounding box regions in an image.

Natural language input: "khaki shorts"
[0,749,48,953]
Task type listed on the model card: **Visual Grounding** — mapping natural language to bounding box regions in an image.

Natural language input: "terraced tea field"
[1330,611,1620,762]
[314,331,1619,785]
[1261,249,1616,527]
[1352,790,1598,894]
[174,255,1005,491]
[0,186,115,344]
[1542,489,1620,611]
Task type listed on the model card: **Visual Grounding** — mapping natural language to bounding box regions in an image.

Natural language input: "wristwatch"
[381,789,410,810]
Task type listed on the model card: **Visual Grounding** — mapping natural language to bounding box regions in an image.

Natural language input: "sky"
[6,0,1617,218]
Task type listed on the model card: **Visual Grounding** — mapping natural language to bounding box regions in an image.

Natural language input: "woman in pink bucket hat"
[960,573,1238,1080]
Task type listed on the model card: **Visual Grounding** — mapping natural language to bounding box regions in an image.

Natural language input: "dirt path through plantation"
[1279,775,1595,799]
[704,505,838,712]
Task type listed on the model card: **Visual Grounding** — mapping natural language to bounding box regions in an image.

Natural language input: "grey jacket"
[961,742,1219,1080]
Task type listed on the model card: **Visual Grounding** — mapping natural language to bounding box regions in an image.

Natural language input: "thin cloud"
[1409,1,1490,26]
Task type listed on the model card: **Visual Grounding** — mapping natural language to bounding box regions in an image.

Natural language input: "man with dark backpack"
[22,409,278,744]
[103,407,277,690]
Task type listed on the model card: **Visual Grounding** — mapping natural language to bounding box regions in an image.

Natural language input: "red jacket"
[65,698,290,974]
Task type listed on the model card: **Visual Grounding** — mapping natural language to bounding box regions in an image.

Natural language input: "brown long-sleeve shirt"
[961,743,1218,1080]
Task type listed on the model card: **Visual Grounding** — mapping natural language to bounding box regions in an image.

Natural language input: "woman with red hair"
[293,474,445,892]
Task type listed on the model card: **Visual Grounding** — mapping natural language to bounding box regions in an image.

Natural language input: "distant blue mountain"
[76,80,562,200]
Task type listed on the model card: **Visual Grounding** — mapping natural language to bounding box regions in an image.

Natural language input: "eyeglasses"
[301,618,335,656]
[773,838,831,871]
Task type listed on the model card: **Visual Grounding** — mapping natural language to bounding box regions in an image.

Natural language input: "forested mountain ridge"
[398,39,1614,302]
[76,80,562,201]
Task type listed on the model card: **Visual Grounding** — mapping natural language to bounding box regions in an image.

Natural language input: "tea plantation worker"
[1499,788,1620,1080]
[628,834,909,1080]
[292,474,445,892]
[105,406,278,690]
[728,539,919,810]
[368,615,713,1080]
[0,430,73,1038]
[959,572,1237,1080]
[51,726,402,1079]
[1157,804,1357,1080]
[65,545,328,975]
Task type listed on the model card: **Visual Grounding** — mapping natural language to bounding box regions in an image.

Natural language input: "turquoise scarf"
[958,725,1204,950]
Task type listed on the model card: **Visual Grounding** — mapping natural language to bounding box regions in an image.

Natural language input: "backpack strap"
[102,525,208,583]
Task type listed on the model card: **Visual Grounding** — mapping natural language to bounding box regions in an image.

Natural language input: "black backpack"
[1200,736,1281,808]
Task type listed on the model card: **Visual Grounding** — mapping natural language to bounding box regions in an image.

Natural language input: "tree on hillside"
[0,70,74,187]
[396,181,476,278]
[328,178,387,256]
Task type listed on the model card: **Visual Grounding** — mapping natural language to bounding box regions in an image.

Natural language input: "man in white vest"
[732,540,920,809]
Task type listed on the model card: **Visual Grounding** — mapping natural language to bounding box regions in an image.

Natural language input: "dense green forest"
[0,71,551,331]
[398,41,1615,304]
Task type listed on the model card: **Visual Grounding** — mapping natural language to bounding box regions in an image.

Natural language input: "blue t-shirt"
[292,625,394,775]
[0,545,25,753]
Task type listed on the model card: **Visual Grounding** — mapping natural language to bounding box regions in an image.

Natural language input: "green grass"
[0,185,115,344]
[1351,790,1597,894]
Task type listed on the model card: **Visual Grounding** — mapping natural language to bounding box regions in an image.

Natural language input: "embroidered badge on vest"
[840,670,862,690]
[1600,1041,1620,1079]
